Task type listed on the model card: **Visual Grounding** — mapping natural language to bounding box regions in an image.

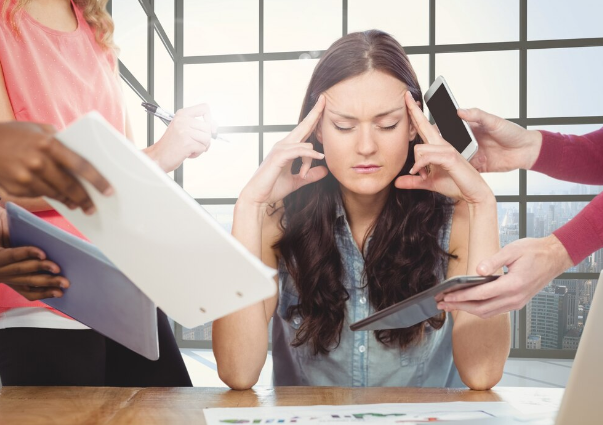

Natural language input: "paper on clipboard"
[46,112,276,328]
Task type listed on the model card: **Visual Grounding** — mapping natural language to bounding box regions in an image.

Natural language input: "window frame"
[117,0,603,357]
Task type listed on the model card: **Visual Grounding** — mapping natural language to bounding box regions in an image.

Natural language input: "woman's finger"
[4,274,68,288]
[0,259,60,277]
[272,145,325,167]
[409,151,460,175]
[36,157,96,214]
[47,138,113,197]
[405,91,440,145]
[291,165,329,191]
[5,284,63,301]
[286,95,326,144]
[0,246,46,267]
[394,175,434,192]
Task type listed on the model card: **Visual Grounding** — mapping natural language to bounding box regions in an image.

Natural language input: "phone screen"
[426,85,472,153]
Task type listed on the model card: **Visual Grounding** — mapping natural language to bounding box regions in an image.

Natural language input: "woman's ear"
[408,101,421,141]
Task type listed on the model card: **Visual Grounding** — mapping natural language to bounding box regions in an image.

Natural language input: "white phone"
[423,76,478,161]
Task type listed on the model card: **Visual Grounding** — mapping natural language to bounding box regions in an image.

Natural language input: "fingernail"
[53,291,62,298]
[409,167,415,174]
[60,281,69,289]
[319,153,325,159]
[103,187,114,196]
[84,206,97,215]
[458,108,467,113]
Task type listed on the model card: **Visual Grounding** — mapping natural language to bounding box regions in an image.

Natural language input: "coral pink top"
[0,0,125,314]
[533,128,603,264]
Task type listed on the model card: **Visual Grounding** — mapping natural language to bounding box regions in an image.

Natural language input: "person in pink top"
[430,108,603,319]
[0,0,215,386]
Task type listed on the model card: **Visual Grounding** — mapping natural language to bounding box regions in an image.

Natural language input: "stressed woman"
[0,0,215,386]
[212,30,510,390]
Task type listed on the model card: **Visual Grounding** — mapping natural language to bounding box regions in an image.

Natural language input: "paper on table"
[47,112,276,328]
[203,402,523,425]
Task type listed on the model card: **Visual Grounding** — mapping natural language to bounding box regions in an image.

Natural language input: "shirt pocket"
[277,289,324,361]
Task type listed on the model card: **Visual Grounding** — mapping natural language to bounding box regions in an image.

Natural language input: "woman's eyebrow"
[374,106,405,118]
[327,106,405,120]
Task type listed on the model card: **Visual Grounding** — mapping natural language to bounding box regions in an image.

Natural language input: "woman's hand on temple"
[237,96,328,209]
[146,103,217,172]
[395,92,493,205]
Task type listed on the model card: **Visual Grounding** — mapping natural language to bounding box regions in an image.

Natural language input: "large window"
[115,1,603,357]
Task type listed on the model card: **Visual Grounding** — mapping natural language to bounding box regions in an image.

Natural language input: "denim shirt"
[272,199,463,387]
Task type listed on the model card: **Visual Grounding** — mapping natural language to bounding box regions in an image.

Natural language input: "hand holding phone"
[424,76,478,160]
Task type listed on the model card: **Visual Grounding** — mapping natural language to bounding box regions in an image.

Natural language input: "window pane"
[348,0,429,46]
[498,202,520,249]
[113,0,148,89]
[527,202,603,273]
[482,171,519,196]
[528,0,603,41]
[527,279,598,350]
[527,47,603,118]
[183,133,259,198]
[183,0,259,56]
[122,84,148,150]
[154,0,175,46]
[201,205,235,233]
[498,202,519,350]
[264,59,318,126]
[263,132,289,161]
[264,0,341,53]
[408,54,429,101]
[436,0,519,45]
[527,124,603,195]
[435,51,520,119]
[154,33,174,113]
[182,205,273,344]
[184,62,259,127]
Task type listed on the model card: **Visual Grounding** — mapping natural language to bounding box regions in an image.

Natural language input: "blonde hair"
[2,0,116,50]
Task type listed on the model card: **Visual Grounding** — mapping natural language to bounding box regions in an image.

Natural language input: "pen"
[141,102,230,143]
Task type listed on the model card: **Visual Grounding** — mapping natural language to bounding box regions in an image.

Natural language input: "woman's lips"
[352,165,382,174]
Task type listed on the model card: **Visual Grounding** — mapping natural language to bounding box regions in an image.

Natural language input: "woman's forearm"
[212,200,273,390]
[453,198,510,390]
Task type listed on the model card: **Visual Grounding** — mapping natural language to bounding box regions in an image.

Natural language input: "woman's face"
[317,70,417,197]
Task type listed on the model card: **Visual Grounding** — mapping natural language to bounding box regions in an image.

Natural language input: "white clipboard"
[47,112,276,329]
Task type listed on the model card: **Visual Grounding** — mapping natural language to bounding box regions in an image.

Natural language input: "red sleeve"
[532,127,603,185]
[553,192,603,265]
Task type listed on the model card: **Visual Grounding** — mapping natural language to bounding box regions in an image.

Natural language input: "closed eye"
[380,122,399,131]
[333,122,354,132]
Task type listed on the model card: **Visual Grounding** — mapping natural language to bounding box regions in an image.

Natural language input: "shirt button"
[293,316,301,325]
[359,296,366,304]
[358,345,366,353]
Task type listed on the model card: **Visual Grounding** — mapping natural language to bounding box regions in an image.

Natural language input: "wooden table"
[0,386,563,425]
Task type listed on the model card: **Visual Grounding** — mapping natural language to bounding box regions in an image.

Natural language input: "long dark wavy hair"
[276,30,454,356]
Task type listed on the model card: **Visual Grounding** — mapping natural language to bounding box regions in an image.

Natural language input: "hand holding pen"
[142,102,230,143]
[142,102,221,173]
